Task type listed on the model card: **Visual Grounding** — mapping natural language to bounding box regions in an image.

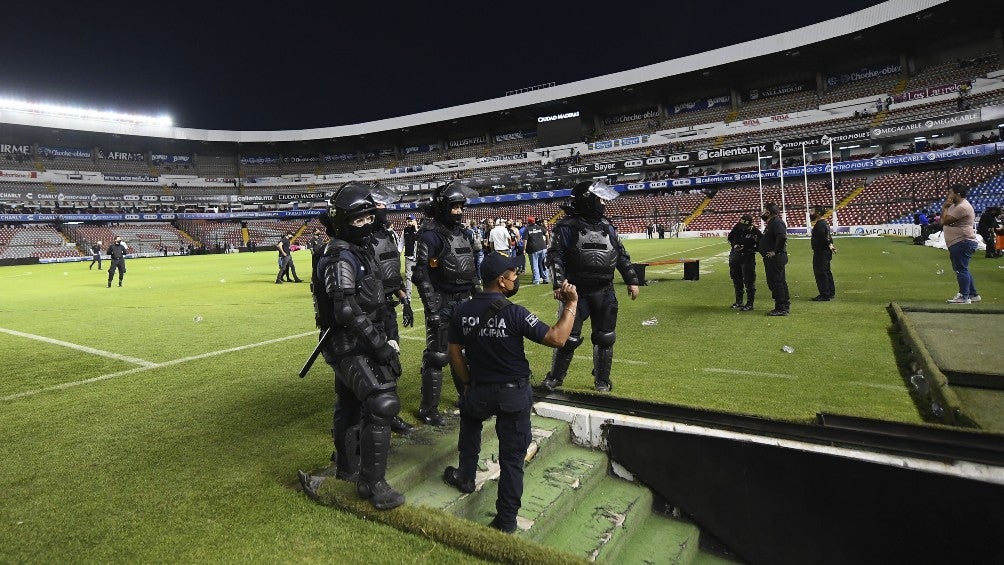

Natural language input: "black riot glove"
[374,340,402,379]
[401,299,414,328]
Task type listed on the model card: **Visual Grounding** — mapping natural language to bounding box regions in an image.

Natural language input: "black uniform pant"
[89,254,101,269]
[107,259,126,283]
[982,231,999,257]
[421,291,470,410]
[812,250,835,298]
[277,256,301,282]
[549,285,618,385]
[457,380,532,530]
[762,253,790,312]
[729,252,756,304]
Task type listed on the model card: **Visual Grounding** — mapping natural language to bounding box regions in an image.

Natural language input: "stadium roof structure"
[0,0,991,147]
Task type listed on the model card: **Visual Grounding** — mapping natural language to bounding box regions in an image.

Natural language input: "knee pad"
[365,390,401,421]
[423,350,449,369]
[560,334,583,352]
[591,330,616,347]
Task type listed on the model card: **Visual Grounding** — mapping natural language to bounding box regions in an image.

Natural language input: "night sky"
[0,1,887,131]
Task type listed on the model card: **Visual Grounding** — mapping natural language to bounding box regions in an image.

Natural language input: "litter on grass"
[642,317,658,326]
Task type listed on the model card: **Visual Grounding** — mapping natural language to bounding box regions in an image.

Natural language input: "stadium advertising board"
[0,170,39,179]
[38,146,91,159]
[151,154,191,163]
[671,94,731,115]
[825,63,902,88]
[104,174,158,182]
[104,151,144,161]
[0,143,32,155]
[323,152,356,161]
[743,79,814,102]
[240,156,279,165]
[602,109,658,125]
[493,130,535,142]
[871,109,982,139]
[477,152,528,164]
[404,143,440,155]
[448,135,487,148]
[282,155,318,163]
[587,135,650,151]
[892,80,974,103]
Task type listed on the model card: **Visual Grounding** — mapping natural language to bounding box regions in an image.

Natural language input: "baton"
[299,327,332,378]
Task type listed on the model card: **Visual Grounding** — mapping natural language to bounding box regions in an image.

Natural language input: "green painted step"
[605,508,702,565]
[519,443,609,540]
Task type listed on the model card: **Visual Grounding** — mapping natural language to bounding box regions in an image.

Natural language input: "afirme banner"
[871,109,983,139]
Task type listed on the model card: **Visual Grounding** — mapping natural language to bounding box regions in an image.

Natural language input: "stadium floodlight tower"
[0,97,172,131]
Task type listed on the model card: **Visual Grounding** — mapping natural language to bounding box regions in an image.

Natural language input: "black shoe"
[356,480,405,510]
[418,408,445,426]
[740,304,754,311]
[730,302,743,309]
[107,281,111,288]
[766,309,789,316]
[810,295,829,302]
[118,281,122,287]
[541,374,563,392]
[594,380,612,393]
[293,279,304,283]
[489,516,517,534]
[275,280,283,284]
[443,466,475,493]
[390,416,414,435]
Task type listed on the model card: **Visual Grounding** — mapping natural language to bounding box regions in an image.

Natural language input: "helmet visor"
[369,183,401,205]
[588,180,619,201]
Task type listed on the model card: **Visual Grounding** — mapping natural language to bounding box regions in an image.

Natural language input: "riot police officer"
[312,182,405,510]
[367,184,415,435]
[727,214,761,311]
[413,180,479,425]
[758,202,790,316]
[106,237,128,287]
[542,180,640,393]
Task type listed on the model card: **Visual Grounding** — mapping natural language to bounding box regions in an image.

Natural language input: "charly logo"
[697,150,708,160]
[925,120,934,128]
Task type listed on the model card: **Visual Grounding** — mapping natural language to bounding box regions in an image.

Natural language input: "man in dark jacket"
[106,237,127,287]
[757,203,790,316]
[89,240,103,270]
[727,215,761,311]
[810,205,836,301]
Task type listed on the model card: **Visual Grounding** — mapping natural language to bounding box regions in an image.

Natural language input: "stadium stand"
[0,224,80,259]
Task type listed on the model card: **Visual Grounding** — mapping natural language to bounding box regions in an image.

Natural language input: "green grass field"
[1,235,1001,562]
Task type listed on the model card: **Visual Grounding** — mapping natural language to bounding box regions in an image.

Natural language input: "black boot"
[593,345,614,392]
[543,345,575,390]
[356,423,404,510]
[418,364,445,426]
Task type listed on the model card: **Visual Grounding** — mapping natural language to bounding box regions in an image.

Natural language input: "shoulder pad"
[323,239,351,256]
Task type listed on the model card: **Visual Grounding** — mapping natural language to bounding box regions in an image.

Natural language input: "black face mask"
[343,223,373,244]
[373,208,388,227]
[503,276,520,298]
[810,213,819,221]
[761,213,770,222]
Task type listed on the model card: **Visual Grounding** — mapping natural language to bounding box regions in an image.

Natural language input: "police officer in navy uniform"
[312,181,405,510]
[727,214,761,311]
[542,180,640,393]
[810,205,836,301]
[106,237,127,287]
[443,252,578,533]
[413,180,479,425]
[758,202,790,316]
[367,184,415,435]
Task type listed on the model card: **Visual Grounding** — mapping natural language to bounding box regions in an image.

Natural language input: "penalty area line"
[2,331,317,403]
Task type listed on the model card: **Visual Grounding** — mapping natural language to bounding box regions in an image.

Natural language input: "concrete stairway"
[302,414,735,564]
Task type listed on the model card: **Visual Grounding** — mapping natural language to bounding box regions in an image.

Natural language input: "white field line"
[0,327,157,367]
[2,330,316,402]
[640,241,726,263]
[574,354,648,365]
[849,381,906,392]
[702,367,797,379]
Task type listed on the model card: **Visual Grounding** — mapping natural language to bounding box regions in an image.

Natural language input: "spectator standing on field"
[942,185,981,304]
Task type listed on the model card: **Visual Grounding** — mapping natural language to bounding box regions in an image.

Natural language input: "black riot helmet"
[568,180,619,219]
[431,180,477,226]
[322,181,378,243]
